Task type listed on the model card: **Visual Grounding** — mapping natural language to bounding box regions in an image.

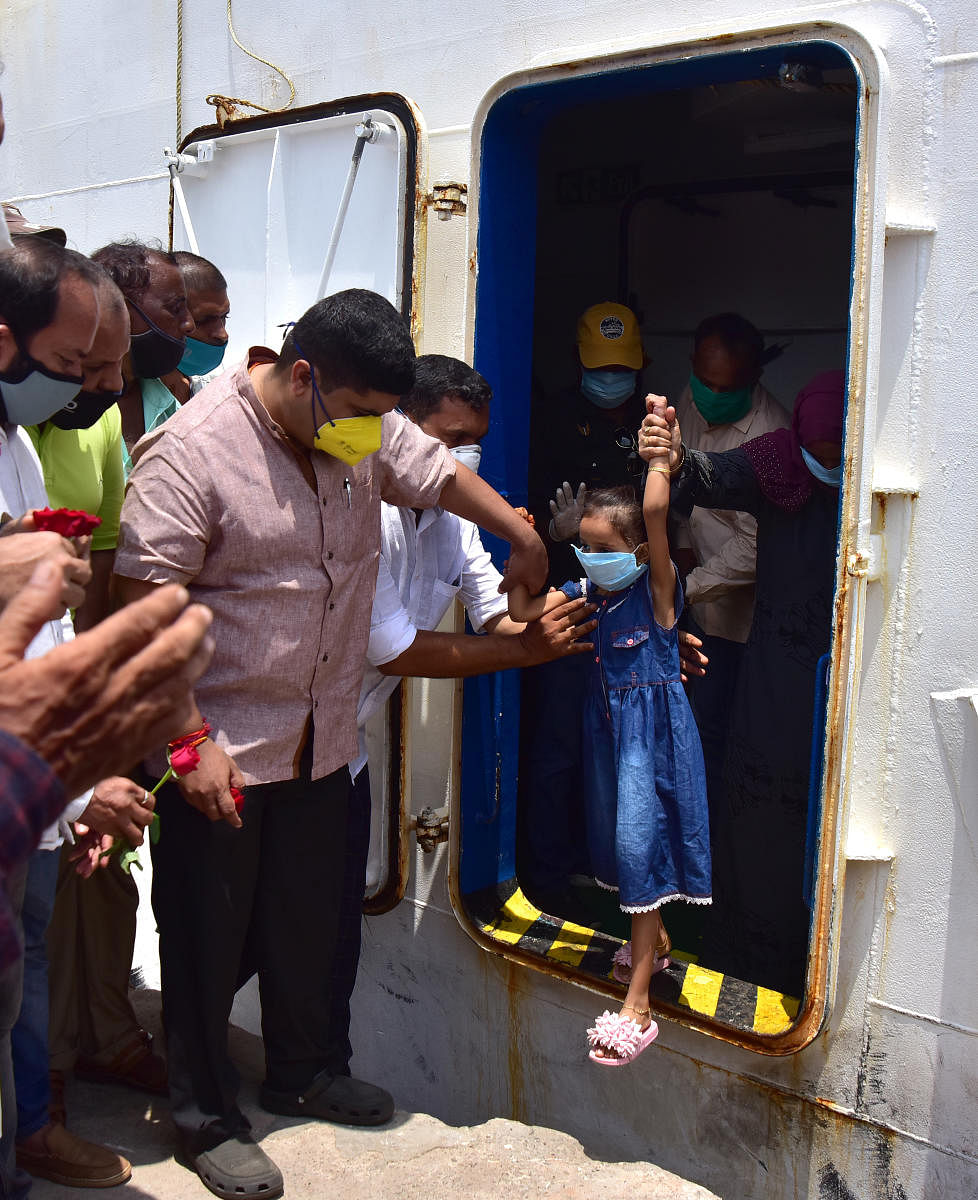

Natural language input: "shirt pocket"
[423,578,461,630]
[610,626,650,650]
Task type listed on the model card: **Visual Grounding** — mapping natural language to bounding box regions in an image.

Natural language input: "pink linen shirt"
[114,354,455,785]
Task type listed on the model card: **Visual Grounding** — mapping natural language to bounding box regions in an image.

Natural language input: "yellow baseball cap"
[576,302,643,369]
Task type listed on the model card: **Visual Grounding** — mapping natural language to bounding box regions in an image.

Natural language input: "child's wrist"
[670,444,685,477]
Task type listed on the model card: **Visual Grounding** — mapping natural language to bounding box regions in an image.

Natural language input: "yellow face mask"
[292,329,385,466]
[313,414,383,466]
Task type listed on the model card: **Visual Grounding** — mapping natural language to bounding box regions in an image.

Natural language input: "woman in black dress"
[653,371,845,996]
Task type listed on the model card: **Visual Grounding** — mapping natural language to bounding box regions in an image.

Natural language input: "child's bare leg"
[622,909,663,1018]
[592,909,663,1060]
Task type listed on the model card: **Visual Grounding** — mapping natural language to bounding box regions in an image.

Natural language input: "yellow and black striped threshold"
[465,878,799,1037]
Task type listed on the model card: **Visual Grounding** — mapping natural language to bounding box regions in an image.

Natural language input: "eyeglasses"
[614,427,644,476]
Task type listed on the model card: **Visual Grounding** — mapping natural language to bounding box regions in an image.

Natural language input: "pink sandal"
[587,1008,659,1066]
[611,941,671,984]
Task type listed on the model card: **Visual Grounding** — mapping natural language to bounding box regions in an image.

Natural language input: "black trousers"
[324,767,371,1075]
[150,763,350,1154]
[684,620,745,843]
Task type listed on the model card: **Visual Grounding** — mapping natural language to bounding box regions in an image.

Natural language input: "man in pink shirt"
[114,289,547,1200]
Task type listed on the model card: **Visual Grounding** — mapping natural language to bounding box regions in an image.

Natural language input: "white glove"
[548,481,587,542]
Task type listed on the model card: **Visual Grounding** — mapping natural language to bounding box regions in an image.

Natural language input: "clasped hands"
[638,394,683,469]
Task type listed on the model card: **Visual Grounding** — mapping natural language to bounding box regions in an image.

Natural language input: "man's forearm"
[378,629,535,679]
[73,549,115,631]
[437,464,538,550]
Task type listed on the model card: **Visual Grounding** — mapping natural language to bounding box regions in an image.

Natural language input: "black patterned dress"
[672,445,839,995]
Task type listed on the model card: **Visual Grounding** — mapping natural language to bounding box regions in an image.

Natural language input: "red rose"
[169,743,202,777]
[32,507,102,537]
[230,786,245,815]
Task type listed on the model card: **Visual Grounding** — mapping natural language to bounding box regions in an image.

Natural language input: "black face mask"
[128,301,186,379]
[48,386,123,430]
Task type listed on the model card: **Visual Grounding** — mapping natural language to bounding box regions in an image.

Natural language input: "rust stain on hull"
[505,959,527,1123]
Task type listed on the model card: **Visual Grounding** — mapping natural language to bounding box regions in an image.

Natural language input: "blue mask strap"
[288,325,335,430]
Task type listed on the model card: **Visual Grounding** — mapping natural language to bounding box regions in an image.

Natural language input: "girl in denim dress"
[509,397,710,1065]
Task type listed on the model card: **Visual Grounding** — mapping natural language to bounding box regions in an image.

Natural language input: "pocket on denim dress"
[610,626,650,650]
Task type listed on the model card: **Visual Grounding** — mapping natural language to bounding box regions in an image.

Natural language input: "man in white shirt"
[672,312,788,830]
[327,355,598,1079]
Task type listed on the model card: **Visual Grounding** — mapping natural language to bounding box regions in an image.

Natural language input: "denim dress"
[561,570,712,912]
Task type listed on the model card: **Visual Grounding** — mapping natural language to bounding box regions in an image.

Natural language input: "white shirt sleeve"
[457,521,508,633]
[366,555,419,667]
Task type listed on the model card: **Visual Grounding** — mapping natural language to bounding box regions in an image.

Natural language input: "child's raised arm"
[638,394,678,628]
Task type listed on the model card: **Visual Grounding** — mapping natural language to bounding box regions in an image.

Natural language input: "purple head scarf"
[743,370,846,511]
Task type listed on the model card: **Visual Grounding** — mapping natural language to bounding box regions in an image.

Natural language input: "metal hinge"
[411,806,450,852]
[428,181,468,220]
[846,538,883,580]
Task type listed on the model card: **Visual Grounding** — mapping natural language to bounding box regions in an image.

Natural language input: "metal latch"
[164,141,216,177]
[428,181,468,220]
[412,806,449,852]
[846,535,883,580]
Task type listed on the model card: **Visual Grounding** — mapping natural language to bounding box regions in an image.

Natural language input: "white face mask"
[449,443,482,475]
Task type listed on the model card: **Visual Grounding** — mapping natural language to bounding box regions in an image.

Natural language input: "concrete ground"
[29,992,720,1200]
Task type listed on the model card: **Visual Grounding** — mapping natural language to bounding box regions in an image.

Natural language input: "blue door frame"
[459,41,854,896]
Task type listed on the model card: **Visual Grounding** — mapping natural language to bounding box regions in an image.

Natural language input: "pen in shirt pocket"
[343,478,352,509]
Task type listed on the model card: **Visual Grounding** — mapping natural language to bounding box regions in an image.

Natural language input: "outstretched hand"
[548,482,587,542]
[0,562,214,798]
[518,593,598,664]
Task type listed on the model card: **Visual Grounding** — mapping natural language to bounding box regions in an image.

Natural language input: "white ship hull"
[3,2,976,1196]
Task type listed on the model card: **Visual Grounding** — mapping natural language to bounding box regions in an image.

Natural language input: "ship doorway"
[462,40,860,1049]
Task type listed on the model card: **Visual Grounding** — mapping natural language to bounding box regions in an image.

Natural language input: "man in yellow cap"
[522,301,647,915]
[533,301,647,582]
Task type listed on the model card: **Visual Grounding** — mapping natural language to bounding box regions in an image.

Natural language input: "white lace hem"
[592,880,713,913]
[620,893,713,914]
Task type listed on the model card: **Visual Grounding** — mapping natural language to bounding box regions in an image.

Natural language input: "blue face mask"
[179,336,227,378]
[801,445,842,488]
[449,443,482,475]
[580,368,636,410]
[573,544,647,592]
[0,348,84,426]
